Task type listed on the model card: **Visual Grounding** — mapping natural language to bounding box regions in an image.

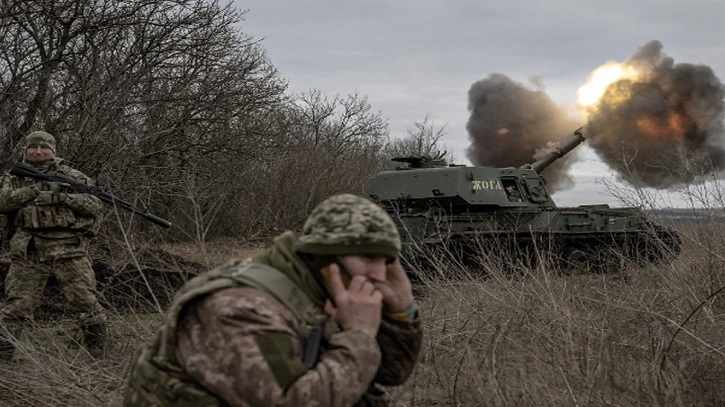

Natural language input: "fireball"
[577,62,640,108]
[635,112,689,140]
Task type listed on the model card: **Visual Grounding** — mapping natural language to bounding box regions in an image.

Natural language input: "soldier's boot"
[82,323,106,357]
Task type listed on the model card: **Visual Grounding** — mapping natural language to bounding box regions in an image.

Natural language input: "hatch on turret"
[501,178,524,202]
[392,152,450,169]
[521,177,550,203]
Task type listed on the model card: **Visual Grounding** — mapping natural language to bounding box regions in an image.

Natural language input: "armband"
[386,303,418,319]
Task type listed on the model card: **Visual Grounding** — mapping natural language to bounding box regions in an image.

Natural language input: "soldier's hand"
[14,185,40,203]
[35,190,67,206]
[375,258,415,316]
[36,181,65,193]
[326,263,382,338]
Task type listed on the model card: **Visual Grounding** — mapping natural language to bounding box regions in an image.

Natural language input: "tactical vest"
[125,259,328,406]
[9,164,93,231]
[18,204,80,229]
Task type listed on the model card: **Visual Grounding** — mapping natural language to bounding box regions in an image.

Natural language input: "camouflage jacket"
[0,157,103,260]
[125,232,422,407]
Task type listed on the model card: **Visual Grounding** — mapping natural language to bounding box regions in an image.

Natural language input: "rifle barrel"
[9,162,171,228]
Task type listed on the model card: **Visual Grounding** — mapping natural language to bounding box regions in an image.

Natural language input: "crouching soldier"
[125,193,422,406]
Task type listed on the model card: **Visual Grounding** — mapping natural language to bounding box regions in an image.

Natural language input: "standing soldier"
[0,130,106,360]
[125,193,423,406]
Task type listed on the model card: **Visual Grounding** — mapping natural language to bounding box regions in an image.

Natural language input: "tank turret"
[363,127,680,274]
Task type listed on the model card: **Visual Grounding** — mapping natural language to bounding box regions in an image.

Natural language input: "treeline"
[0,0,446,242]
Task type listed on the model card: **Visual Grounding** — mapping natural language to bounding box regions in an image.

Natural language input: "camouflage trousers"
[1,255,106,330]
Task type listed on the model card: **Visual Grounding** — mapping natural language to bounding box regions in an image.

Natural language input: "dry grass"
[0,219,723,406]
[159,237,266,268]
[388,218,725,406]
[0,313,161,407]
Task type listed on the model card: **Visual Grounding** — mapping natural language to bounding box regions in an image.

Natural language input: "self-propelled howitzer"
[363,128,681,274]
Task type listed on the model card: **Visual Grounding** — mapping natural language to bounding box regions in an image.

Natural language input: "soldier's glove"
[36,190,67,206]
[36,181,63,193]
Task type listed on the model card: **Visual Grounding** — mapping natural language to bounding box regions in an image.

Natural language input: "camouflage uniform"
[125,194,422,406]
[0,131,106,360]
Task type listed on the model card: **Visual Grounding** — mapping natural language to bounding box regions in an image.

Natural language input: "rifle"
[10,161,172,228]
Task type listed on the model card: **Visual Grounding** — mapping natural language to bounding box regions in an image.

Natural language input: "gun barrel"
[525,127,586,173]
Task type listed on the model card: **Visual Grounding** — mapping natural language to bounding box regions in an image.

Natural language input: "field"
[0,218,724,407]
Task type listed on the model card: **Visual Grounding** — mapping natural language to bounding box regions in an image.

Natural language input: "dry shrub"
[0,313,161,407]
[160,238,266,269]
[389,219,725,406]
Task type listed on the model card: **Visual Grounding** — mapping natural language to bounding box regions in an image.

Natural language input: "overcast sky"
[233,0,725,207]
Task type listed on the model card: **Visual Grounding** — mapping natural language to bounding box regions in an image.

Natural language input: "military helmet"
[24,130,56,153]
[296,194,401,258]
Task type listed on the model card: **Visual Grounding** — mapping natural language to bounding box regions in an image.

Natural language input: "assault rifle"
[10,161,172,228]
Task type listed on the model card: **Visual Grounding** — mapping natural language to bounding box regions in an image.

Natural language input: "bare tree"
[207,90,391,237]
[387,114,449,159]
[0,0,395,240]
[0,0,290,230]
[0,0,286,166]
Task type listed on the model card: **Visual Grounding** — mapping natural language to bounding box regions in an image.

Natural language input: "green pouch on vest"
[20,205,76,229]
[255,332,308,391]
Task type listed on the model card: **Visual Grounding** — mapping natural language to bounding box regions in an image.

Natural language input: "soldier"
[505,184,523,202]
[125,193,422,406]
[0,130,106,360]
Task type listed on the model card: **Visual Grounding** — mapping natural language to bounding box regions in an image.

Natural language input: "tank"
[363,128,681,274]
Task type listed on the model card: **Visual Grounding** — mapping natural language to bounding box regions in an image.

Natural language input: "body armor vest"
[124,259,327,406]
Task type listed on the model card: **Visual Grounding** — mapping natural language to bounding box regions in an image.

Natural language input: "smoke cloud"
[585,40,725,188]
[465,73,580,193]
[466,41,725,192]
